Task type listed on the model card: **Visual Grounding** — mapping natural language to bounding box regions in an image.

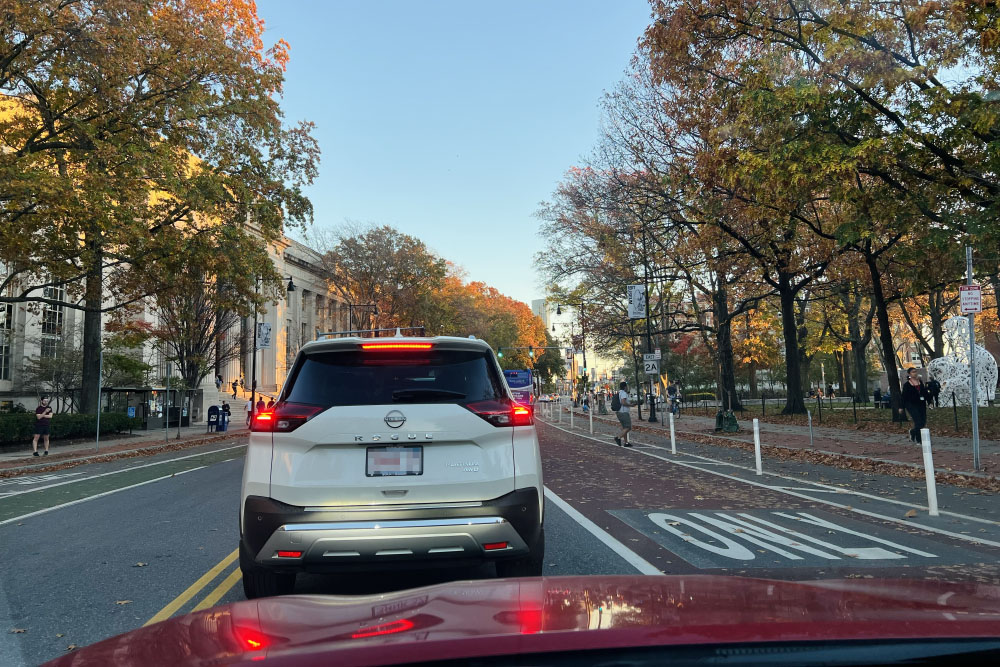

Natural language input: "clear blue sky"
[257,0,652,305]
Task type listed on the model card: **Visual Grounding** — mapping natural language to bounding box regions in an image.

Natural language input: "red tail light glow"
[350,618,415,639]
[483,542,508,551]
[361,343,433,350]
[465,399,535,427]
[251,402,325,432]
[276,550,302,558]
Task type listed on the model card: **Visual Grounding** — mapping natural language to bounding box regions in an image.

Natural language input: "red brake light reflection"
[232,626,269,652]
[350,618,415,639]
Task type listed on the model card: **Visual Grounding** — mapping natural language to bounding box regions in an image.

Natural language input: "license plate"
[366,446,423,477]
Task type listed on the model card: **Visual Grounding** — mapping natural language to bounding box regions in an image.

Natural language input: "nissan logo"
[384,410,406,428]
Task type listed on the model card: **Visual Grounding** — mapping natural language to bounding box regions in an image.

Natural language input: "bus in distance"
[503,369,534,405]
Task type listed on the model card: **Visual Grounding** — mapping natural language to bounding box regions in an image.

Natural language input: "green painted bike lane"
[0,446,246,523]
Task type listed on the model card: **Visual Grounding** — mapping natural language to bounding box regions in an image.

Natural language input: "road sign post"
[964,246,981,471]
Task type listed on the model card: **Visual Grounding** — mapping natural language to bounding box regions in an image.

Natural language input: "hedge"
[0,412,143,445]
[683,392,717,403]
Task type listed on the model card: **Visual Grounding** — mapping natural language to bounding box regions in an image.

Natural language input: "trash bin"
[714,409,725,432]
[217,413,228,432]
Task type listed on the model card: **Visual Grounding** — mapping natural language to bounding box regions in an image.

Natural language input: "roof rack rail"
[315,326,426,340]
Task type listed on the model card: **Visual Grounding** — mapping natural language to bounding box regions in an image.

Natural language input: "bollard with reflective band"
[589,403,593,434]
[752,418,763,475]
[920,428,939,517]
[669,412,676,454]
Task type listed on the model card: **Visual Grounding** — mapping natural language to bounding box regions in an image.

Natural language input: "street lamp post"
[556,303,588,389]
[639,225,657,422]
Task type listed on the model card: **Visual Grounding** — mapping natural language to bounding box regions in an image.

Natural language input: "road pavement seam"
[0,466,206,525]
[539,420,1000,550]
[544,416,1000,527]
[0,445,247,499]
[144,549,240,626]
[543,486,661,575]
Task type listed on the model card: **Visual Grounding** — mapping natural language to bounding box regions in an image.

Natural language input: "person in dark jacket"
[926,375,941,408]
[873,387,882,407]
[900,368,930,443]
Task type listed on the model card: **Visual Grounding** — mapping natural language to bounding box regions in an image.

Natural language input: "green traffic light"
[497,349,503,358]
[529,346,534,358]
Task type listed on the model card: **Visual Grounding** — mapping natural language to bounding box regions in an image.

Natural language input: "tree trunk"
[748,361,758,399]
[929,289,946,359]
[713,282,742,410]
[866,253,905,421]
[841,346,853,397]
[778,272,806,414]
[80,246,103,415]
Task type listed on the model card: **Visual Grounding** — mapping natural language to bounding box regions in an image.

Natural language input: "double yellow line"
[144,548,242,626]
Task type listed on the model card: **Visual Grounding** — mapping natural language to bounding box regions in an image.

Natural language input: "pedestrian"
[900,367,930,444]
[873,387,882,407]
[612,381,632,447]
[256,397,266,414]
[266,397,274,409]
[215,375,222,392]
[245,398,252,426]
[32,395,53,456]
[926,375,941,408]
[222,400,231,421]
[231,380,238,399]
[667,380,680,416]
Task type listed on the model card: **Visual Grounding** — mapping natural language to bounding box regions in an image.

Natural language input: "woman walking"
[900,368,930,444]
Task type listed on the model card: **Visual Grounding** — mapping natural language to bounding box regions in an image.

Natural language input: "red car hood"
[45,575,1000,666]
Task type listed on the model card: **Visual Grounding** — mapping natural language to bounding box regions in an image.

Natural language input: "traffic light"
[528,346,534,358]
[497,349,504,358]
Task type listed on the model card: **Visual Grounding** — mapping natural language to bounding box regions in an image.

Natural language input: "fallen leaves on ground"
[9,628,25,634]
[133,562,147,567]
[115,600,132,605]
[905,509,918,518]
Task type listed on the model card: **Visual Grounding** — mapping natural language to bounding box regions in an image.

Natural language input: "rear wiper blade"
[392,388,467,401]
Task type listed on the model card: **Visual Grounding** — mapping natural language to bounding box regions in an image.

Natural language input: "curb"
[0,431,248,478]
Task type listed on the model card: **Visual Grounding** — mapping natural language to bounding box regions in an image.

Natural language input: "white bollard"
[920,428,939,517]
[589,403,593,434]
[752,418,763,475]
[669,412,676,454]
[570,403,574,429]
[558,398,562,423]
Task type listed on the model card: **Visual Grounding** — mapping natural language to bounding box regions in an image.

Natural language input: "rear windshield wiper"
[392,388,467,402]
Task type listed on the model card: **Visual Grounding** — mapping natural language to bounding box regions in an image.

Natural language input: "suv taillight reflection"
[250,402,325,432]
[465,400,534,427]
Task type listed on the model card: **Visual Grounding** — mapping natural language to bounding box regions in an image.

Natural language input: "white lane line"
[551,417,1000,528]
[540,420,1000,550]
[0,466,208,526]
[543,486,661,575]
[0,445,246,499]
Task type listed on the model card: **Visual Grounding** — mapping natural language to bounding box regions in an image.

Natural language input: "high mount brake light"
[465,399,534,427]
[251,402,325,432]
[360,343,432,350]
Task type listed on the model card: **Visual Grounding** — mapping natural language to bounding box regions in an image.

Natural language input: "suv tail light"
[251,402,326,432]
[465,399,534,427]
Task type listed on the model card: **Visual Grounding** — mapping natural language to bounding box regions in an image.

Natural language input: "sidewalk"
[554,402,999,480]
[0,398,252,475]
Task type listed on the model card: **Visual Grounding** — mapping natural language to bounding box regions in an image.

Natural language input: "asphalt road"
[2,415,999,666]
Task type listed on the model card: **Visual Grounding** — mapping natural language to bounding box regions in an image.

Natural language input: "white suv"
[239,335,544,598]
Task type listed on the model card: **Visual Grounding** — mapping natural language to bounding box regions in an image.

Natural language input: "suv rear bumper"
[242,488,542,572]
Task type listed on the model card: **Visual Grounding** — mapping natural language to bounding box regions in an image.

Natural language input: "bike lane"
[535,418,1000,584]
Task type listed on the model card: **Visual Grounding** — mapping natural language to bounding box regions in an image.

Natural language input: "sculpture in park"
[926,316,999,406]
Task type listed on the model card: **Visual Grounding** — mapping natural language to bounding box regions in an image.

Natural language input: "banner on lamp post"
[627,284,646,319]
[256,322,272,349]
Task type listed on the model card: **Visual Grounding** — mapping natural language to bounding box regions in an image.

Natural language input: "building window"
[0,302,11,381]
[40,285,64,359]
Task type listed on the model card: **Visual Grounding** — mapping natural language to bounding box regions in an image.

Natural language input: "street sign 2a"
[643,360,659,374]
[960,285,982,314]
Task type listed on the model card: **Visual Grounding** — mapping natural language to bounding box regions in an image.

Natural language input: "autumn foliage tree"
[0,0,318,412]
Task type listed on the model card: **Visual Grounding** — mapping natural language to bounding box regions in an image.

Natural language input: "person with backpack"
[926,375,941,408]
[611,381,632,447]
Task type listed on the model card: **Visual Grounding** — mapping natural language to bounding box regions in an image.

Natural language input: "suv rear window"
[282,347,508,407]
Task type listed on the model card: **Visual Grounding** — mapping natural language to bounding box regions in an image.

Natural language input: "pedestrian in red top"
[32,396,53,456]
